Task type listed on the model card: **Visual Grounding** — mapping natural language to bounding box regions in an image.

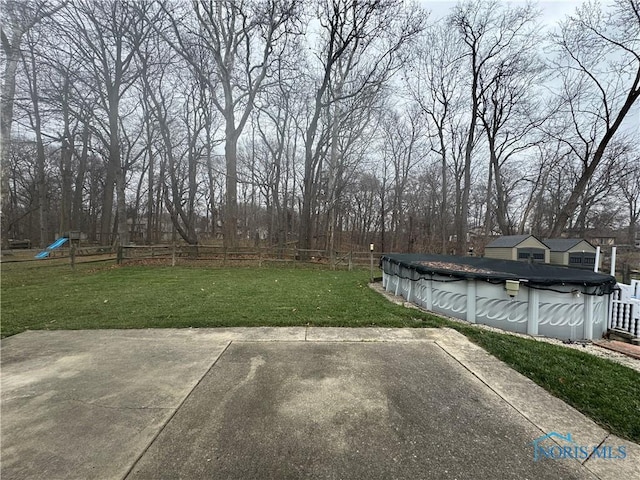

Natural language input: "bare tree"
[448,0,540,253]
[379,107,427,251]
[1,0,66,247]
[344,171,380,246]
[328,88,384,253]
[143,61,206,245]
[298,0,424,255]
[573,141,629,235]
[17,17,93,244]
[405,24,465,253]
[253,60,301,249]
[37,22,97,236]
[18,26,51,247]
[476,24,544,235]
[59,0,155,245]
[159,0,299,248]
[618,151,640,246]
[547,0,640,237]
[516,143,556,234]
[5,139,40,240]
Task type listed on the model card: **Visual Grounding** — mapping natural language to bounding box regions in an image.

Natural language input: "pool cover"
[381,254,617,294]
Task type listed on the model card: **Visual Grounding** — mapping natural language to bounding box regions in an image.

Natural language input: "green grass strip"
[455,325,640,444]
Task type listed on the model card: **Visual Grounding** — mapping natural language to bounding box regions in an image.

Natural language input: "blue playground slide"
[35,237,69,259]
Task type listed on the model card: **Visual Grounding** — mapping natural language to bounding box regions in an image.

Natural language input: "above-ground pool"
[381,254,617,341]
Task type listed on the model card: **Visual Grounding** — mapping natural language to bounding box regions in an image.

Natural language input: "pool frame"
[381,258,610,341]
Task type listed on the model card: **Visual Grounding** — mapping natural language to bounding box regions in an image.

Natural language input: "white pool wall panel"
[382,270,609,341]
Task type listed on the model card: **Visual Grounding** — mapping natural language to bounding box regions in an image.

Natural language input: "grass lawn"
[0,261,444,336]
[2,261,639,443]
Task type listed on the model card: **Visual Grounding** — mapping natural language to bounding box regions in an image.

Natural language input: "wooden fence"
[0,245,116,265]
[116,244,378,270]
[1,243,382,272]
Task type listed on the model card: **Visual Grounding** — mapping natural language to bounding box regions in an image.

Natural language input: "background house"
[484,235,550,263]
[545,238,597,269]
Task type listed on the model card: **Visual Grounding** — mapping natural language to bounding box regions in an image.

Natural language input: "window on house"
[517,248,545,262]
[569,253,595,268]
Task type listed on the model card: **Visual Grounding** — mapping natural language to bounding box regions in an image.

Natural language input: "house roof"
[544,238,594,252]
[485,234,545,248]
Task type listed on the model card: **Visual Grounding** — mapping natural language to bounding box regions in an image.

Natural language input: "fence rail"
[116,245,378,270]
[1,245,116,264]
[609,280,640,338]
[2,243,383,270]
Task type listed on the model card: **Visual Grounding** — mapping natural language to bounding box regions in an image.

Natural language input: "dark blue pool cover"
[381,254,617,294]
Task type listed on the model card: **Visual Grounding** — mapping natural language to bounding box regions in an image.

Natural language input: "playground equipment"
[35,237,69,259]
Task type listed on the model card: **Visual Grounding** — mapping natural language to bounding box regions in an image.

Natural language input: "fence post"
[70,244,76,270]
[369,244,374,282]
[622,262,631,284]
[117,246,123,265]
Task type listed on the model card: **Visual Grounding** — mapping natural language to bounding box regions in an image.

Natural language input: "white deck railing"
[609,280,640,338]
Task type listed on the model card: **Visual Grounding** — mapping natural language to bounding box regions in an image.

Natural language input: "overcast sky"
[422,0,587,26]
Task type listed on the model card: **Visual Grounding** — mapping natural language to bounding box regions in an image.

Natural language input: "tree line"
[2,0,639,255]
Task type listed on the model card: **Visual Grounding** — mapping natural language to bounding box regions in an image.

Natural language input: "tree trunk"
[187,145,198,245]
[115,163,128,246]
[489,139,510,235]
[72,121,89,230]
[440,138,448,255]
[145,111,154,244]
[59,138,73,236]
[224,125,239,248]
[36,130,47,247]
[327,102,341,261]
[300,110,323,256]
[101,109,118,245]
[459,103,476,255]
[0,35,21,249]
[484,159,493,238]
[27,53,49,248]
